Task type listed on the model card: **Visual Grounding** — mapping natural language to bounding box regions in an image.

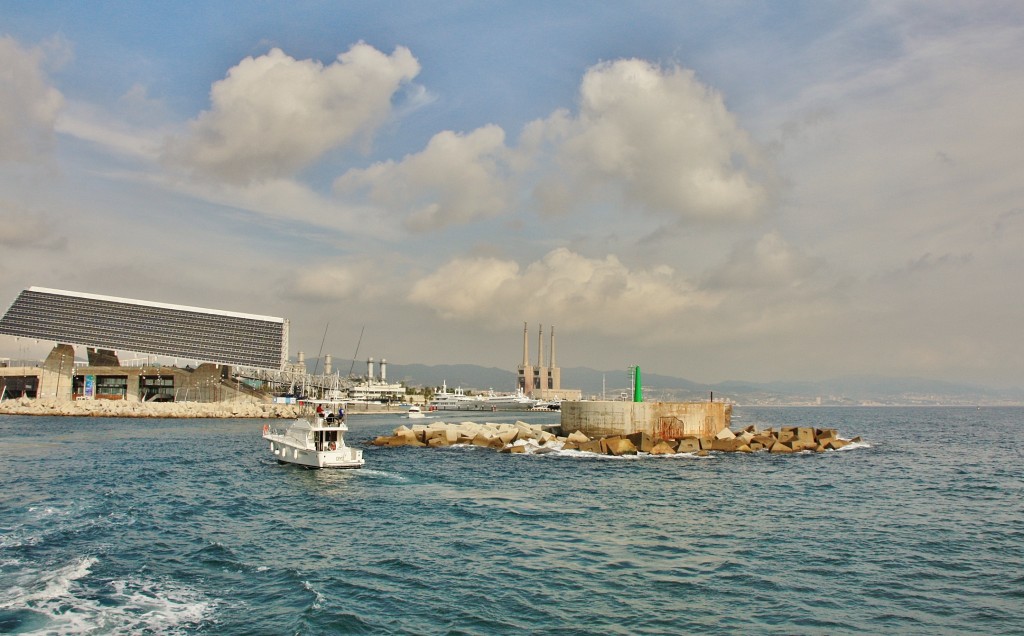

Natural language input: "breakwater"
[0,398,411,418]
[0,397,304,418]
[372,420,861,455]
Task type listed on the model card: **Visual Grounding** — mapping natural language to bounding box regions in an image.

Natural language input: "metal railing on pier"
[231,366,357,400]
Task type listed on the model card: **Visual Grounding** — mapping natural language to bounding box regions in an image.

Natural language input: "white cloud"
[333,57,775,234]
[117,83,173,126]
[334,125,513,231]
[163,43,420,183]
[393,83,438,119]
[530,58,774,221]
[408,254,520,320]
[765,12,1024,266]
[281,262,385,303]
[143,173,392,239]
[0,36,65,163]
[0,201,67,250]
[55,83,175,161]
[55,100,165,161]
[408,247,712,331]
[702,231,825,291]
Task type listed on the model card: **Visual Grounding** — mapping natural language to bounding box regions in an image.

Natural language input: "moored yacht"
[428,382,486,411]
[482,387,538,411]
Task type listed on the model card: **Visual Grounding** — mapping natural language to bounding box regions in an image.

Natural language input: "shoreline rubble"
[372,420,862,455]
[0,397,413,418]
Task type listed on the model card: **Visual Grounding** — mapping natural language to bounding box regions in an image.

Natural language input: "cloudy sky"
[1,2,1022,389]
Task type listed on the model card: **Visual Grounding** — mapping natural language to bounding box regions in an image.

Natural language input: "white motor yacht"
[482,387,539,411]
[263,406,364,469]
[428,381,486,411]
[406,405,426,419]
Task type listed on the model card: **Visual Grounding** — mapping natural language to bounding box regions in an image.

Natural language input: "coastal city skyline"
[2,2,1022,390]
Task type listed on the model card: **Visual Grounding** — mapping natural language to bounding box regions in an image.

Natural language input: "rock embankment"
[372,421,862,456]
[0,397,304,419]
[373,420,558,452]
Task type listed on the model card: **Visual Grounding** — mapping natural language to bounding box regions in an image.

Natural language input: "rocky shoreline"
[0,398,408,419]
[0,397,304,418]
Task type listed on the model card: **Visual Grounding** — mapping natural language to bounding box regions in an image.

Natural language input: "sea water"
[0,407,1021,635]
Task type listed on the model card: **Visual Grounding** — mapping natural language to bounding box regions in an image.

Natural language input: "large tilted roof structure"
[0,287,288,369]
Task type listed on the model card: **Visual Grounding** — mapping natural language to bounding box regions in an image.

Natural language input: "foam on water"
[0,556,211,635]
[1,505,74,549]
[841,438,872,450]
[503,436,871,459]
[1,556,97,607]
[301,581,326,610]
[451,440,870,460]
[552,448,721,460]
[103,577,213,633]
[354,468,408,481]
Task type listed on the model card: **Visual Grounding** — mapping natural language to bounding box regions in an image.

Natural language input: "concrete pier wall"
[561,400,731,439]
[2,344,263,403]
[41,344,75,400]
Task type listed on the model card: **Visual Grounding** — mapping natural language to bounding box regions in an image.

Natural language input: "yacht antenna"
[348,325,364,377]
[313,322,329,376]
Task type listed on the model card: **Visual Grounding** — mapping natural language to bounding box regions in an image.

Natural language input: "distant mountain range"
[327,359,1024,406]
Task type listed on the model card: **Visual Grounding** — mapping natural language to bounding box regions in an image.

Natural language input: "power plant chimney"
[549,326,556,369]
[380,358,387,382]
[367,357,374,381]
[522,321,529,367]
[537,324,544,368]
[324,354,332,375]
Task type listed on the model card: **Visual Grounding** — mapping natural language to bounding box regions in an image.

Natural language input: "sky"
[1,1,1022,389]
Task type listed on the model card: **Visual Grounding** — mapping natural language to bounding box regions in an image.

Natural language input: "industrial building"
[346,357,408,402]
[0,287,289,402]
[0,287,288,369]
[517,323,582,402]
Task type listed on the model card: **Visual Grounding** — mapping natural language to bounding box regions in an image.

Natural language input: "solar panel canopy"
[0,287,288,369]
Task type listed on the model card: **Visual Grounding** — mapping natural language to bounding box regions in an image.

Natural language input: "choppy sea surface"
[1,406,1021,635]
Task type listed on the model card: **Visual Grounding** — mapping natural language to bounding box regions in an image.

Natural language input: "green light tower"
[632,365,642,403]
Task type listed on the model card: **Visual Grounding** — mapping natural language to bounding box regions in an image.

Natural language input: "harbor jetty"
[0,397,304,418]
[372,420,862,455]
[0,397,404,418]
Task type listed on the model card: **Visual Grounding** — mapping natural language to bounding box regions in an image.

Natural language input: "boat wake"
[350,468,409,482]
[0,556,213,635]
[495,437,869,459]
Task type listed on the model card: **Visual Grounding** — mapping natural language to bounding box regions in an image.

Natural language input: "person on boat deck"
[337,406,345,421]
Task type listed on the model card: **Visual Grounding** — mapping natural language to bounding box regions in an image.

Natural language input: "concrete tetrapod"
[370,421,863,457]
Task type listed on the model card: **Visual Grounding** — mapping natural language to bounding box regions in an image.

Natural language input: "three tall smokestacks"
[522,322,557,369]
